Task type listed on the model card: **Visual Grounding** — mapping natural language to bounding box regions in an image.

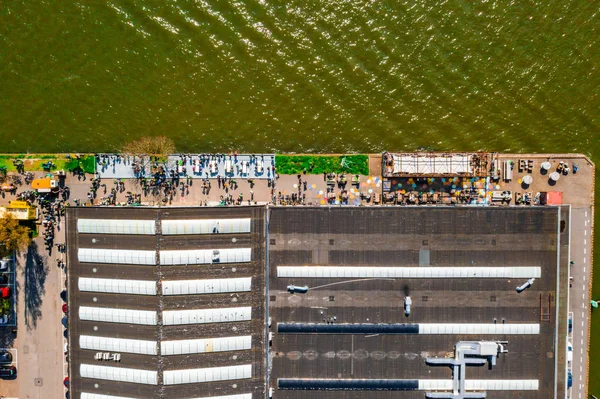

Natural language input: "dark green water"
[1,1,598,154]
[2,0,600,391]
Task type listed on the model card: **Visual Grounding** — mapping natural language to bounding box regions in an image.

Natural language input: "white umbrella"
[549,172,560,181]
[522,175,533,185]
[541,161,551,170]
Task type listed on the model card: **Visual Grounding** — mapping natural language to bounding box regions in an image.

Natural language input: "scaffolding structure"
[383,152,489,177]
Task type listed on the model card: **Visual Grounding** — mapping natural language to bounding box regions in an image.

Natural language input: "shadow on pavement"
[23,242,49,331]
[0,323,16,348]
[0,264,20,348]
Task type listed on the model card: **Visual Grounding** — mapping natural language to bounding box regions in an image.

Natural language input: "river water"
[0,0,598,155]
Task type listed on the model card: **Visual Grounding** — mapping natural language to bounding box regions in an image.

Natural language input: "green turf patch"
[65,155,96,174]
[275,155,369,175]
[0,154,96,173]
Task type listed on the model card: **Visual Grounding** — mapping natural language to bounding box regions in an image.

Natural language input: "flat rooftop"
[66,206,267,399]
[268,207,569,399]
[65,205,570,399]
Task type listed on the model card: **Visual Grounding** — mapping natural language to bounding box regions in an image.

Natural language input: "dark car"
[568,318,573,334]
[0,365,16,378]
[60,290,67,302]
[0,274,8,285]
[568,312,573,334]
[0,351,12,364]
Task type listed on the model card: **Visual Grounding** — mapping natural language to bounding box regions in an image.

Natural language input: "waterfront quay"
[0,151,594,399]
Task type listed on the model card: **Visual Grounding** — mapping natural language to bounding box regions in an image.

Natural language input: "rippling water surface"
[0,0,598,155]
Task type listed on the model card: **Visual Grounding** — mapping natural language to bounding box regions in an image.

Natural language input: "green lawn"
[0,154,95,174]
[275,154,369,175]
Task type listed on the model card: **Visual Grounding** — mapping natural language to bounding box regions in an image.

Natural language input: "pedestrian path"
[96,154,276,179]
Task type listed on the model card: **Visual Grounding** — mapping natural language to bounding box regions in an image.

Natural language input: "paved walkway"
[0,226,66,399]
[96,154,276,180]
[570,206,593,399]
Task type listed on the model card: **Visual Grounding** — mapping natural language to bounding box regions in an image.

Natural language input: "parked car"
[0,365,16,378]
[0,315,8,325]
[60,290,67,302]
[0,259,11,272]
[567,342,573,363]
[568,311,573,334]
[0,274,8,285]
[568,371,573,388]
[64,377,69,387]
[62,303,68,313]
[0,351,12,364]
[1,287,10,298]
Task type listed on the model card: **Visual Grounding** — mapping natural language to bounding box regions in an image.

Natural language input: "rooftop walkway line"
[277,266,541,279]
[277,323,540,335]
[277,378,539,391]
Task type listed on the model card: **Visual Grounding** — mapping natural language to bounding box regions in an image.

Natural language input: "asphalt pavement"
[569,206,592,399]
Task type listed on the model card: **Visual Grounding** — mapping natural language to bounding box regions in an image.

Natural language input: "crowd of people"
[1,155,367,268]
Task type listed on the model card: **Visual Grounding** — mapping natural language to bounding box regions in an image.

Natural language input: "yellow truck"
[0,200,38,220]
[32,177,58,193]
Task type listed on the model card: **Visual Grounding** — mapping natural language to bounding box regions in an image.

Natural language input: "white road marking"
[583,293,586,299]
[581,338,584,345]
[585,211,588,217]
[582,320,584,327]
[584,275,586,281]
[582,311,585,318]
[584,239,587,244]
[584,265,586,271]
[584,248,586,254]
[585,230,587,236]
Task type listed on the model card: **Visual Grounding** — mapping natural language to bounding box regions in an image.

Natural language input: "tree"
[0,213,32,255]
[121,136,176,158]
[0,298,10,315]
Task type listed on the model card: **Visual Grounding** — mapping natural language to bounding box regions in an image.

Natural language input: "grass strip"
[275,155,369,175]
[0,154,95,173]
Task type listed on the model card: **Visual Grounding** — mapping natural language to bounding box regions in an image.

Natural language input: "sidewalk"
[96,154,276,180]
[0,229,66,399]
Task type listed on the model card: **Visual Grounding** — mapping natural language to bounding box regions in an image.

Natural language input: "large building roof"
[268,206,569,399]
[66,206,267,399]
[67,205,569,399]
